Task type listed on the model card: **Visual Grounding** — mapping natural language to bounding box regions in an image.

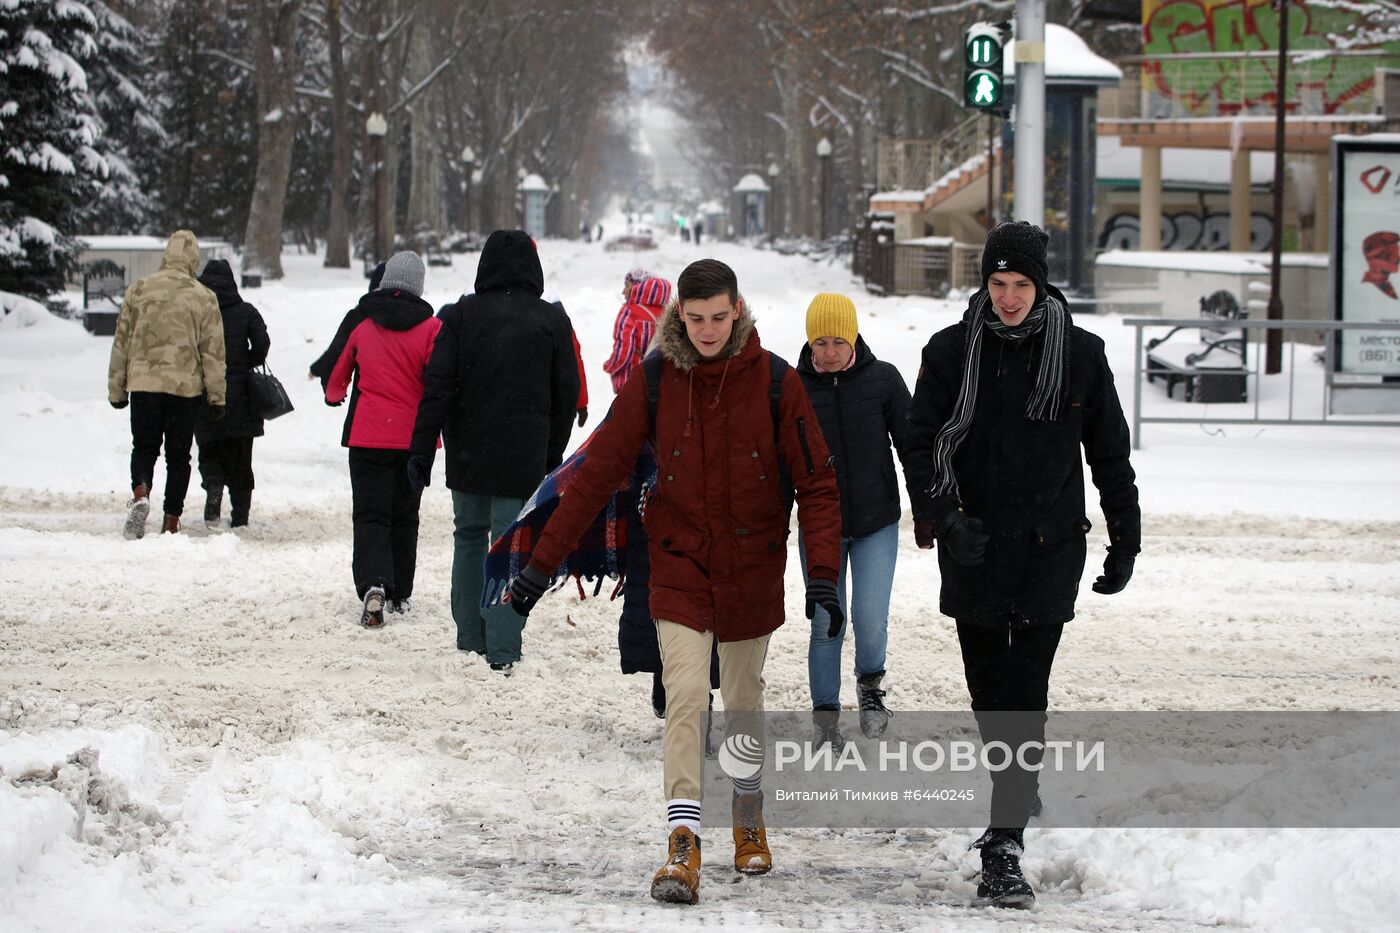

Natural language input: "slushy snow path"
[2,236,1399,931]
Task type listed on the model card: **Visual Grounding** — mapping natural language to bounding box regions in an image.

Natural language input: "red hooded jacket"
[527,304,842,641]
[326,290,442,449]
[602,276,672,393]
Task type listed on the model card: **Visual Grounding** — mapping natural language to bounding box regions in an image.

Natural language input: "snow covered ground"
[2,233,1399,931]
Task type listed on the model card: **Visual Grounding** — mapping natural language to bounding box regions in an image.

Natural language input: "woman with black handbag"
[195,260,270,529]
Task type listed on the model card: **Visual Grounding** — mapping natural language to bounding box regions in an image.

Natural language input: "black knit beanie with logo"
[981,221,1049,300]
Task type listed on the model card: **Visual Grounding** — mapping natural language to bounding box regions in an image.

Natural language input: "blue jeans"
[451,491,526,663]
[799,521,898,709]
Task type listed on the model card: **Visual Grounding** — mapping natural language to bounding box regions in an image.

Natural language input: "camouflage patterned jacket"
[108,231,227,406]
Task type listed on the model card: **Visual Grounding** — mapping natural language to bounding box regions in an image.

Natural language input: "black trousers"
[956,620,1064,830]
[198,437,256,494]
[129,392,202,517]
[348,448,423,602]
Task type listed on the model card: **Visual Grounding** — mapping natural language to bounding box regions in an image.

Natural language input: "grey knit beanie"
[380,251,425,297]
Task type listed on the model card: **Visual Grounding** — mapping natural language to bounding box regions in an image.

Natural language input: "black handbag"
[248,364,294,420]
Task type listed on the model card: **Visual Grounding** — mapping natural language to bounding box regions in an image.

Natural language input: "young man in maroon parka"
[508,259,844,905]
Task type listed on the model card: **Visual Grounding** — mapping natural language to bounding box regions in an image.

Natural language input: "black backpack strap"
[767,352,799,515]
[642,350,664,431]
[767,352,787,449]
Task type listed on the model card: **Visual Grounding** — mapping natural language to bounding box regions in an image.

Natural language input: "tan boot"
[161,514,180,534]
[732,792,772,874]
[650,827,701,905]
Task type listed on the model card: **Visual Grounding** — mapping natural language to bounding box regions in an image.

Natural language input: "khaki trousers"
[656,620,770,803]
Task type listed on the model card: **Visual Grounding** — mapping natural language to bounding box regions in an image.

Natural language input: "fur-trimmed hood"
[653,298,756,372]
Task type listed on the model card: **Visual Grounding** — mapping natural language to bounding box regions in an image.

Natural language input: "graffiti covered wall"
[1100,209,1274,252]
[1142,0,1400,116]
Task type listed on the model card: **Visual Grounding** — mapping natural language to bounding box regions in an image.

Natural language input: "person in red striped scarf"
[602,273,673,393]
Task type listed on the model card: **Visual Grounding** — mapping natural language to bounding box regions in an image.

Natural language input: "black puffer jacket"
[196,260,270,440]
[309,262,385,392]
[796,337,912,539]
[409,230,578,498]
[904,286,1140,630]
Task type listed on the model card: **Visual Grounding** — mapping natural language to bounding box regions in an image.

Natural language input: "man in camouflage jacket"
[108,230,226,537]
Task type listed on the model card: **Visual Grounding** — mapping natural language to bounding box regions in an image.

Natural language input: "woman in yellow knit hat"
[795,292,913,745]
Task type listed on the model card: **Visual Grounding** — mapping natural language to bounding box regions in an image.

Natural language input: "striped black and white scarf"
[928,291,1067,501]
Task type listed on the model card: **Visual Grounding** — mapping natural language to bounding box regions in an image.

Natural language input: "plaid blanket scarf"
[481,435,657,610]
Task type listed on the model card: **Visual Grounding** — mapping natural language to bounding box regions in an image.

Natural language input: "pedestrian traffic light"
[963,22,1006,112]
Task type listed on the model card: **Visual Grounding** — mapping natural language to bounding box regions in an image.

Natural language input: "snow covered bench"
[1145,290,1249,403]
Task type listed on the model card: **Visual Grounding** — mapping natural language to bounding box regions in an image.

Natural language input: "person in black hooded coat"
[195,259,270,528]
[406,229,578,670]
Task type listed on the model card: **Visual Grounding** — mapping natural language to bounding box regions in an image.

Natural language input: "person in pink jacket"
[326,251,442,627]
[602,274,673,393]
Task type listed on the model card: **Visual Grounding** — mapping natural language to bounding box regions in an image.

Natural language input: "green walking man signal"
[963,22,1008,112]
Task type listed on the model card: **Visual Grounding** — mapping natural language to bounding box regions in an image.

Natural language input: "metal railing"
[876,112,999,192]
[1126,318,1400,449]
[1101,51,1391,120]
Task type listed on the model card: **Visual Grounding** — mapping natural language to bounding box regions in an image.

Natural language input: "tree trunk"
[323,0,351,268]
[405,21,444,239]
[241,0,301,279]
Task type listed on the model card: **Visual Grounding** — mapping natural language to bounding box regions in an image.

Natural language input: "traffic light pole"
[1013,0,1045,226]
[987,115,997,228]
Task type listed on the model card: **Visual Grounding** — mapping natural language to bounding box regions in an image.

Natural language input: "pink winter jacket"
[326,290,442,450]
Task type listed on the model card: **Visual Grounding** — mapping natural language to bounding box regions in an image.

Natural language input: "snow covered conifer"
[81,0,164,234]
[0,0,110,297]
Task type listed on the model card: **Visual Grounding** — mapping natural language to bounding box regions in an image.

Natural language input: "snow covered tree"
[80,0,165,234]
[0,0,111,297]
[240,0,301,279]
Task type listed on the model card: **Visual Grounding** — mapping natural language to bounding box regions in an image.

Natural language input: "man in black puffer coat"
[904,221,1140,910]
[407,230,578,670]
[195,260,271,528]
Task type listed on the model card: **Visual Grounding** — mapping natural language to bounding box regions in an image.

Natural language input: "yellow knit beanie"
[806,293,858,346]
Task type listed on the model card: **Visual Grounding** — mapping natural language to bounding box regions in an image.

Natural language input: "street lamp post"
[816,137,833,240]
[768,161,781,239]
[366,112,389,264]
[1265,0,1290,375]
[460,145,475,233]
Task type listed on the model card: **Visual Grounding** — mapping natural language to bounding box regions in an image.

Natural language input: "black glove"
[937,510,989,566]
[506,564,551,617]
[110,399,128,410]
[325,397,344,407]
[207,404,225,423]
[1092,552,1135,595]
[406,454,432,492]
[805,577,845,638]
[914,519,935,550]
[576,407,588,428]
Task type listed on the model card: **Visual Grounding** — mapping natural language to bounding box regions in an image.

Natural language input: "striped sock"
[732,773,762,797]
[666,798,702,834]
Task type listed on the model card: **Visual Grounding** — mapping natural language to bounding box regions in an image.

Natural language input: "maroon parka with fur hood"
[527,303,842,641]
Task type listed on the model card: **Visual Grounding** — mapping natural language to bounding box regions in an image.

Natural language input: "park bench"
[1145,289,1249,403]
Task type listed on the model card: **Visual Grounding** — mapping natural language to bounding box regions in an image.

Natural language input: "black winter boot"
[704,692,718,759]
[856,670,891,738]
[972,828,1034,909]
[811,705,846,755]
[229,489,251,527]
[651,670,667,719]
[204,487,223,530]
